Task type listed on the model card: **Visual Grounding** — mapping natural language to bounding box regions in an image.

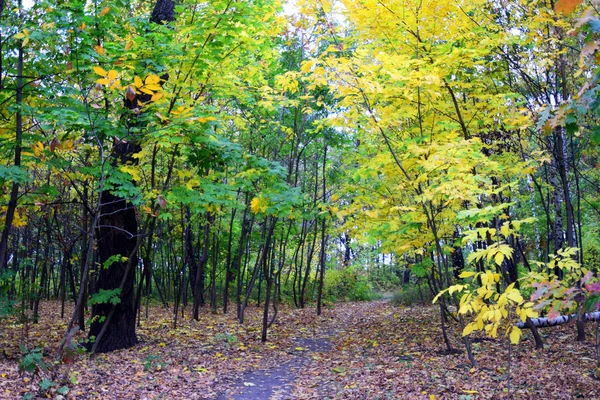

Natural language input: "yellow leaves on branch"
[434,269,538,345]
[171,105,193,117]
[93,68,165,102]
[466,242,514,267]
[13,29,30,46]
[120,165,141,181]
[132,74,164,102]
[94,67,120,89]
[32,141,44,157]
[250,196,269,214]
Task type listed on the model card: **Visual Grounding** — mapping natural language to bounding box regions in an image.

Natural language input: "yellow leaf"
[506,289,523,304]
[107,70,118,80]
[509,326,521,344]
[93,66,107,76]
[554,0,584,14]
[94,45,105,55]
[462,390,478,394]
[186,178,199,191]
[448,284,465,295]
[140,87,154,95]
[196,116,217,123]
[120,165,140,181]
[525,307,539,319]
[99,6,110,16]
[151,92,164,102]
[14,32,26,39]
[145,74,161,85]
[32,141,44,157]
[300,59,315,73]
[144,84,162,91]
[459,271,476,279]
[462,322,477,336]
[124,41,133,51]
[250,196,268,214]
[321,0,332,13]
[500,222,510,238]
[134,76,143,88]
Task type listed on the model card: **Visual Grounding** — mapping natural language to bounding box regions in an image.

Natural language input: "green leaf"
[89,288,122,306]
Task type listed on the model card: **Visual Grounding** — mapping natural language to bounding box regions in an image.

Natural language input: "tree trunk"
[192,215,212,320]
[517,312,600,329]
[0,33,23,271]
[88,180,139,353]
[223,201,238,314]
[260,217,276,341]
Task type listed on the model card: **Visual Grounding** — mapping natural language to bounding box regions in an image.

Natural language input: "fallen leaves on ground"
[0,300,598,399]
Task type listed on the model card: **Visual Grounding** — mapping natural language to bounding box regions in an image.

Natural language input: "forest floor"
[1,299,600,399]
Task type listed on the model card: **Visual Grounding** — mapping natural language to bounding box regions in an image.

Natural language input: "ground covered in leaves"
[1,300,599,399]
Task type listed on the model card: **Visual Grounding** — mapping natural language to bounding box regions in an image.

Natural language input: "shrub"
[391,284,432,306]
[323,265,378,302]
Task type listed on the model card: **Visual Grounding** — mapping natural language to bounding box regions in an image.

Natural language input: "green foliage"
[142,353,168,372]
[0,270,15,320]
[18,345,49,375]
[102,255,128,270]
[323,265,377,302]
[89,288,122,306]
[391,284,432,307]
[366,267,402,292]
[213,332,238,349]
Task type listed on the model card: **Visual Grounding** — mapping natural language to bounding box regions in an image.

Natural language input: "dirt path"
[216,336,332,400]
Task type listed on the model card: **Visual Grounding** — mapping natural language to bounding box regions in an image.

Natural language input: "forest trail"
[216,335,332,400]
[1,300,599,399]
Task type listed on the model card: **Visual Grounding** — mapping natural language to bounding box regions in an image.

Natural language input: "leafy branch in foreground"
[434,270,538,345]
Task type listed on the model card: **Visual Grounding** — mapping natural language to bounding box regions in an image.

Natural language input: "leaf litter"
[0,300,598,399]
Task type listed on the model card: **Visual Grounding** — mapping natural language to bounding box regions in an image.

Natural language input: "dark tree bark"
[88,183,139,353]
[451,230,464,280]
[223,202,238,314]
[150,0,176,24]
[192,214,212,320]
[317,144,328,316]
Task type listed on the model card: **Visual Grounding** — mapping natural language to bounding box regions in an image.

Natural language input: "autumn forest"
[1,0,600,398]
